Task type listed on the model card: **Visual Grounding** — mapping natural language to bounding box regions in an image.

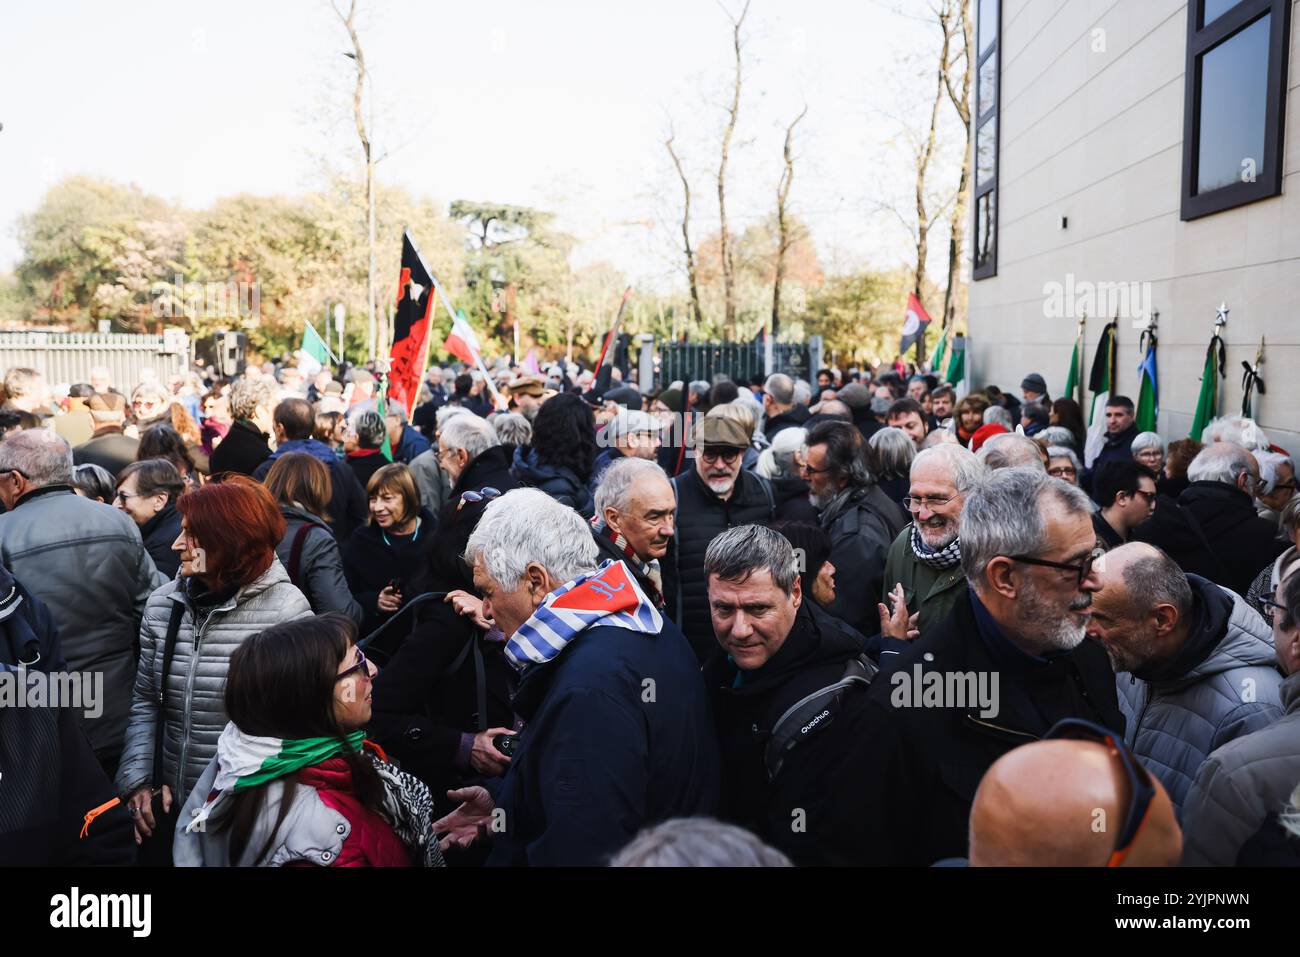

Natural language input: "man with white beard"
[855,467,1125,866]
[879,444,985,647]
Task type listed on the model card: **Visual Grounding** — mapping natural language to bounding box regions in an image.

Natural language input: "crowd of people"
[1,353,1298,868]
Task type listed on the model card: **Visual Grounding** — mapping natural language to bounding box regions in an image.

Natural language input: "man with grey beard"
[880,444,985,645]
[854,467,1124,865]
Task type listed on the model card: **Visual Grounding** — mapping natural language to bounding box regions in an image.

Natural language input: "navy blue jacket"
[395,424,432,465]
[487,618,721,866]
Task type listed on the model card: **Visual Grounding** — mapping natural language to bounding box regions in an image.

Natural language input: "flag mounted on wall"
[1190,304,1229,441]
[945,333,966,385]
[1082,318,1118,468]
[389,231,438,413]
[899,292,932,357]
[1135,314,1159,434]
[1063,316,1085,409]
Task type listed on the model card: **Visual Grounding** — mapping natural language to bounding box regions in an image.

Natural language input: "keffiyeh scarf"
[910,523,963,571]
[505,559,663,672]
[590,515,665,607]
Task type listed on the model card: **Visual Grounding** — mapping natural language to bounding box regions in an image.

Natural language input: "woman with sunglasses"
[115,476,312,865]
[174,614,443,866]
[114,458,186,579]
[342,463,437,633]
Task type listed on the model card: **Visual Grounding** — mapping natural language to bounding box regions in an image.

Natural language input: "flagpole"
[425,267,502,404]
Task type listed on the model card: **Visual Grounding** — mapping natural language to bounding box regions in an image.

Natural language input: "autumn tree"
[773,106,808,337]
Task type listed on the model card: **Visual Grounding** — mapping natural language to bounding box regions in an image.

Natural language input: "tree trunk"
[666,133,704,327]
[773,106,808,339]
[718,0,750,336]
[912,46,946,367]
[941,0,974,345]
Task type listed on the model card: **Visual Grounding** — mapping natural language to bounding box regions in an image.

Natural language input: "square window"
[977,118,998,187]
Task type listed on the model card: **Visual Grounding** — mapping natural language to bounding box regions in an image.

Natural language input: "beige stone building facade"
[967,0,1300,448]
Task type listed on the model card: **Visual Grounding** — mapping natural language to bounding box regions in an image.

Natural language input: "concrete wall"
[968,0,1300,449]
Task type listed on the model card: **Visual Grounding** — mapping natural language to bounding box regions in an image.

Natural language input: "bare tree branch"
[665,128,703,327]
[716,0,750,335]
[772,104,808,337]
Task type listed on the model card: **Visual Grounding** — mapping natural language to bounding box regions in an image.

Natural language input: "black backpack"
[763,654,877,782]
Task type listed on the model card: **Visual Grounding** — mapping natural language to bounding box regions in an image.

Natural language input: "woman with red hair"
[115,476,312,865]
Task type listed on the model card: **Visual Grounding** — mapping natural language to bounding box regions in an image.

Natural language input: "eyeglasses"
[1131,488,1157,504]
[1045,717,1156,867]
[902,494,955,512]
[1007,546,1106,587]
[798,460,832,477]
[335,646,371,684]
[700,447,742,464]
[458,486,503,511]
[1275,482,1298,493]
[1260,596,1287,617]
[2,467,29,481]
[114,489,143,504]
[1048,466,1077,478]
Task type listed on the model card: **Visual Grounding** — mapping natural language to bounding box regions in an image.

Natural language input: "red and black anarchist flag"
[389,230,437,412]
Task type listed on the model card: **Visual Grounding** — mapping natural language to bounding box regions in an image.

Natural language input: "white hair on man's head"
[0,429,72,487]
[436,404,471,429]
[1187,442,1256,486]
[911,442,984,492]
[440,413,499,460]
[977,433,1047,472]
[465,488,599,589]
[1201,415,1270,452]
[1254,450,1293,496]
[756,427,807,479]
[983,406,1014,430]
[594,457,669,517]
[792,379,812,406]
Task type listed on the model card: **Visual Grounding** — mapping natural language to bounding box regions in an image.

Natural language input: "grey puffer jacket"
[115,560,311,800]
[1117,576,1284,816]
[0,485,162,759]
[1181,671,1300,865]
[276,506,363,625]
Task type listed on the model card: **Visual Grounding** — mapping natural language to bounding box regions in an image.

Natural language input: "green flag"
[376,374,394,462]
[1135,330,1158,434]
[945,334,965,384]
[1087,320,1117,426]
[1190,333,1225,441]
[1064,338,1080,408]
[931,326,948,377]
[301,323,331,366]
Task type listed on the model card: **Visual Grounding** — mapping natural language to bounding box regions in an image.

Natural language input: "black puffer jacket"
[511,445,594,520]
[705,601,879,865]
[1130,481,1289,598]
[666,467,775,661]
[140,503,183,580]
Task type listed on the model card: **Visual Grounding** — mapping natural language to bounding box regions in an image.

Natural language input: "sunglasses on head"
[458,486,503,511]
[1045,717,1156,867]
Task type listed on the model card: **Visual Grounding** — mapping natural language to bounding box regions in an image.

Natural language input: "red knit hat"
[970,423,1010,452]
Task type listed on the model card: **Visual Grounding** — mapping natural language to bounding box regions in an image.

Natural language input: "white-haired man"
[879,444,985,646]
[432,489,719,865]
[589,409,663,493]
[591,457,676,608]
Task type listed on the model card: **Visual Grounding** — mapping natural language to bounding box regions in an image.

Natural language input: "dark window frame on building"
[1180,0,1291,221]
[973,0,1001,280]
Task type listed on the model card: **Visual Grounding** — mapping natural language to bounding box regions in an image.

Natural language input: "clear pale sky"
[0,0,953,289]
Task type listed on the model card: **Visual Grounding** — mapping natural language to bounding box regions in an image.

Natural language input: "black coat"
[341,509,438,634]
[818,484,908,635]
[1130,481,1289,598]
[72,429,139,480]
[0,699,135,865]
[511,445,594,519]
[1085,424,1138,500]
[763,405,811,442]
[0,565,65,671]
[346,448,390,492]
[424,445,521,593]
[486,618,721,866]
[208,419,271,477]
[367,601,514,814]
[705,602,880,865]
[140,504,182,580]
[772,475,818,524]
[854,588,1124,866]
[666,467,776,661]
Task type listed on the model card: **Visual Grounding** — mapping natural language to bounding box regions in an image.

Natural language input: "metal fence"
[0,331,190,388]
[657,336,822,390]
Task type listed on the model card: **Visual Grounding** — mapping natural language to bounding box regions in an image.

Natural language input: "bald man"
[1086,542,1284,815]
[1131,442,1287,597]
[969,739,1182,867]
